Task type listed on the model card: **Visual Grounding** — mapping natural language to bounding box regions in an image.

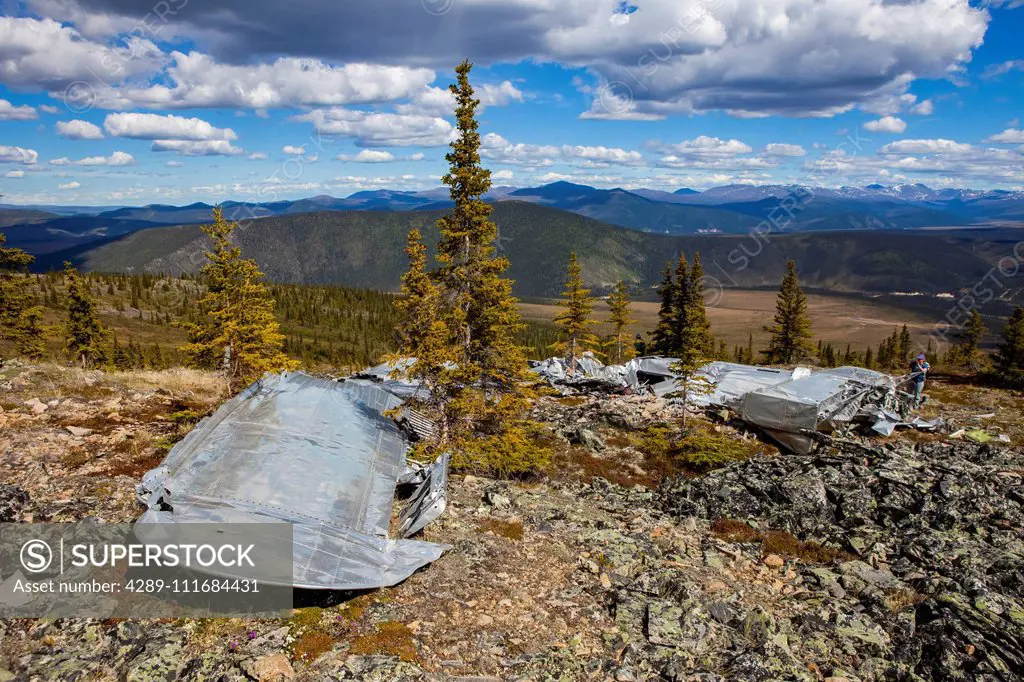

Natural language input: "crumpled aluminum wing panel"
[694,362,796,408]
[530,352,627,387]
[138,505,447,590]
[136,372,450,590]
[740,366,897,434]
[398,452,450,538]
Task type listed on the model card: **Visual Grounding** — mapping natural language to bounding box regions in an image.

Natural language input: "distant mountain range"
[37,202,1024,308]
[2,181,1023,258]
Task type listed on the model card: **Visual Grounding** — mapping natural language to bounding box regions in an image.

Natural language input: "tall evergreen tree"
[950,309,987,370]
[16,307,46,360]
[605,280,638,364]
[404,60,538,473]
[685,253,713,355]
[896,324,912,365]
[551,252,599,371]
[63,262,109,368]
[180,207,296,390]
[0,232,45,362]
[391,227,453,408]
[670,253,690,354]
[764,260,813,364]
[994,306,1024,385]
[650,262,676,355]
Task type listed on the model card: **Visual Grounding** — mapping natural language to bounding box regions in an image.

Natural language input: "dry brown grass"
[521,289,938,351]
[477,518,524,541]
[712,518,853,564]
[113,368,228,401]
[711,518,761,543]
[292,631,335,663]
[348,622,419,662]
[552,446,652,488]
[761,530,854,564]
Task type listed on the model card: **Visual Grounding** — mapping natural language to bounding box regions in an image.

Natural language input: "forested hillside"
[0,271,560,371]
[50,202,1020,299]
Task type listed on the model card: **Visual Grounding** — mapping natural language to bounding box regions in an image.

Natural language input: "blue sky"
[0,0,1021,206]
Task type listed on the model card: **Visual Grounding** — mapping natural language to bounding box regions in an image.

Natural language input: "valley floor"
[0,362,1022,680]
[521,289,946,353]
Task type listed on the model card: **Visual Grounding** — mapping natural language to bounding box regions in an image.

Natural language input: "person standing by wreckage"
[908,353,930,407]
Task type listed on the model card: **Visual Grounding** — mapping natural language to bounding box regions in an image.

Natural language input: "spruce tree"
[897,324,912,365]
[0,232,45,362]
[950,309,986,370]
[670,253,690,354]
[63,262,109,368]
[650,262,676,355]
[994,306,1024,385]
[551,252,599,372]
[685,253,713,355]
[180,207,296,390]
[605,280,638,364]
[402,60,539,473]
[764,260,813,364]
[391,227,452,408]
[14,307,46,360]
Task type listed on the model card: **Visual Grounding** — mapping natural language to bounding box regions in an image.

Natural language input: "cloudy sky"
[0,0,1022,205]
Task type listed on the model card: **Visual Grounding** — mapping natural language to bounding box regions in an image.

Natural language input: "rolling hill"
[43,201,1019,301]
[6,181,1023,261]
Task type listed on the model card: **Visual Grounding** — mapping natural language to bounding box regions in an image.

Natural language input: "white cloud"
[7,1,993,119]
[0,17,163,93]
[104,112,237,141]
[561,145,644,167]
[39,105,59,114]
[295,109,455,147]
[493,169,514,181]
[482,134,646,169]
[663,136,753,157]
[985,129,1024,144]
[166,160,184,167]
[58,181,81,190]
[113,51,435,109]
[398,80,524,117]
[0,99,37,121]
[56,119,105,139]
[150,140,245,156]
[764,143,807,157]
[911,99,933,116]
[4,170,26,178]
[481,133,559,167]
[338,150,396,163]
[864,116,907,134]
[51,150,134,166]
[0,146,39,164]
[880,139,973,155]
[804,139,1024,188]
[282,145,306,155]
[247,152,268,160]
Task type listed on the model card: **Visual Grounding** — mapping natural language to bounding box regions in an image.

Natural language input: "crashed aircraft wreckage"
[136,372,450,590]
[531,354,940,453]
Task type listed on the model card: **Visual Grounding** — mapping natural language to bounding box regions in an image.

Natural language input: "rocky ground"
[0,361,1021,681]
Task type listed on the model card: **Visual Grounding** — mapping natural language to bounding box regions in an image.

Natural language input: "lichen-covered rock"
[658,439,1024,680]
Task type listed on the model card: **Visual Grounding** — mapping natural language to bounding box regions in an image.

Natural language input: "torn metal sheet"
[530,352,627,389]
[398,452,450,538]
[623,356,678,396]
[739,366,906,453]
[136,372,451,590]
[352,359,430,400]
[693,362,800,408]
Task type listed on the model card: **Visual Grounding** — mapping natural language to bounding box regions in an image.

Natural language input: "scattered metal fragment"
[136,372,451,590]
